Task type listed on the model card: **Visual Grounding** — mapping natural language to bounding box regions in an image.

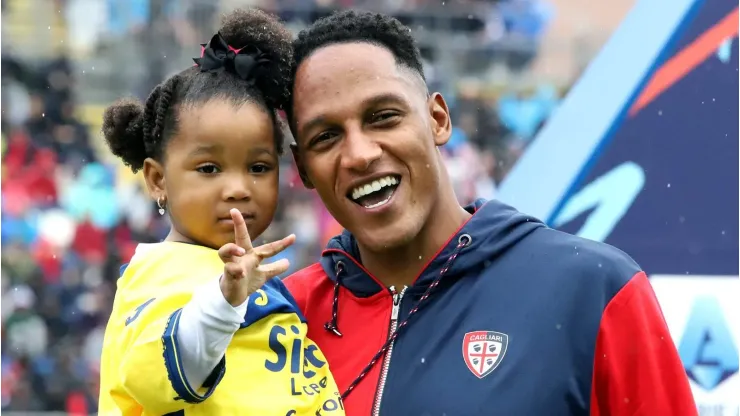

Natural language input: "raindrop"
[666,183,671,188]
[467,15,473,19]
[42,113,45,117]
[624,398,630,404]
[48,26,51,30]
[598,263,602,268]
[92,66,95,71]
[658,110,662,116]
[712,98,716,102]
[421,357,426,363]
[426,164,430,168]
[418,256,422,260]
[556,324,562,330]
[721,230,726,235]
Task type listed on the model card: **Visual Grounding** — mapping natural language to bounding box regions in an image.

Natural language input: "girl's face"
[143,100,280,249]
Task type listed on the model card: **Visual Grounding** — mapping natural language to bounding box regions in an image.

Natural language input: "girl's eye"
[196,164,220,174]
[250,164,272,174]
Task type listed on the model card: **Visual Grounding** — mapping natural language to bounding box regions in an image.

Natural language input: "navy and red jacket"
[284,199,697,416]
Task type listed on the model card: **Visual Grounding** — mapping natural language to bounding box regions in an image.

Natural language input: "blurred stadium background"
[1,0,737,414]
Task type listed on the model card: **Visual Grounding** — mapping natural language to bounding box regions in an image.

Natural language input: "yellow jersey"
[98,242,343,416]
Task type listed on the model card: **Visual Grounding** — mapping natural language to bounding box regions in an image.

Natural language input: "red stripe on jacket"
[285,263,392,416]
[590,272,697,416]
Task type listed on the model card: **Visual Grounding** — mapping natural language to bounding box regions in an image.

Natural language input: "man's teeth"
[351,176,399,200]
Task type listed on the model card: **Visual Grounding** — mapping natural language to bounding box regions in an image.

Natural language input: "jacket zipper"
[372,285,407,416]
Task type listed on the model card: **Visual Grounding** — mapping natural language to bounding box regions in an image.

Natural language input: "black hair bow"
[193,33,270,85]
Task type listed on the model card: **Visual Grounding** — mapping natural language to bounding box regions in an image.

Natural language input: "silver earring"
[157,196,166,215]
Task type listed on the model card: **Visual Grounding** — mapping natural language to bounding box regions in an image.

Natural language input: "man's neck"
[357,195,472,289]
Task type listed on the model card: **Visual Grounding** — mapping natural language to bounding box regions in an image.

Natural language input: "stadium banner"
[650,276,739,416]
[498,0,739,275]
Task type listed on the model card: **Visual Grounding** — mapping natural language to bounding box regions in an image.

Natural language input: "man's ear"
[290,142,314,189]
[142,157,167,200]
[428,92,452,147]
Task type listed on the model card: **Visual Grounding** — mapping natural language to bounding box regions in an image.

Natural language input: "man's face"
[291,42,452,252]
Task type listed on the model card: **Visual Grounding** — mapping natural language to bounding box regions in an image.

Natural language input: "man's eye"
[315,132,336,143]
[196,164,220,174]
[310,132,338,148]
[372,111,400,122]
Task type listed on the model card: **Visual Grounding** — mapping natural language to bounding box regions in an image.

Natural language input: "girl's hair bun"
[101,98,148,172]
[218,8,294,110]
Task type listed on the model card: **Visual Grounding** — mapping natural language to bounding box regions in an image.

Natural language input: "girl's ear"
[143,157,167,200]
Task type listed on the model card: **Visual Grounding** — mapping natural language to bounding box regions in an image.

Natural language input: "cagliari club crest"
[462,331,509,379]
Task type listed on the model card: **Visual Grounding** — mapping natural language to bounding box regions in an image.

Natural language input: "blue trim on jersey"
[240,277,307,328]
[162,308,226,404]
[125,298,156,326]
[119,263,129,278]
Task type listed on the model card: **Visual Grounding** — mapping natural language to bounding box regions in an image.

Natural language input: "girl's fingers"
[253,234,296,260]
[219,243,246,263]
[231,208,254,251]
[223,263,245,279]
[257,258,291,280]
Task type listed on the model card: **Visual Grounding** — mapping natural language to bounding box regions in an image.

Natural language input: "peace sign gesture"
[218,208,296,307]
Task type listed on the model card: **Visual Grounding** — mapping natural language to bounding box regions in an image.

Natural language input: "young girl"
[97,9,343,416]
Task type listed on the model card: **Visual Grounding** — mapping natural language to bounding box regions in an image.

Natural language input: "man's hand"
[218,208,295,307]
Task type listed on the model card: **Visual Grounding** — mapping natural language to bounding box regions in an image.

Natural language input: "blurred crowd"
[1,0,564,413]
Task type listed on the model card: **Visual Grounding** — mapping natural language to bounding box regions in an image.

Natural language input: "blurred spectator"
[498,84,559,141]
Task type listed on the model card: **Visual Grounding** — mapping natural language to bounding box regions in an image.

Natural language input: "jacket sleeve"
[590,271,698,416]
[99,284,236,415]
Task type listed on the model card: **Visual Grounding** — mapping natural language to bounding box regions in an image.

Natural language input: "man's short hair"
[287,10,426,124]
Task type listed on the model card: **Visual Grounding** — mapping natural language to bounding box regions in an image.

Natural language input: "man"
[282,10,697,416]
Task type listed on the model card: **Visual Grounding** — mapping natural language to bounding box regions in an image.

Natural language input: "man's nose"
[340,128,383,172]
